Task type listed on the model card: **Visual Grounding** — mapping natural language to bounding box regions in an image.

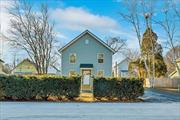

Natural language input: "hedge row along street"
[0,75,144,101]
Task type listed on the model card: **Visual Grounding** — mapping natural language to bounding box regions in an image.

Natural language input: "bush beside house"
[0,75,144,101]
[93,77,144,100]
[0,75,81,101]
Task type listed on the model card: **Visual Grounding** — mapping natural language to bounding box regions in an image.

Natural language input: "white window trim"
[97,53,104,64]
[97,70,104,77]
[69,53,76,64]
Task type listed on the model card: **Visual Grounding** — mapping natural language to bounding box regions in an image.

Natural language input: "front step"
[79,92,94,102]
[81,90,92,93]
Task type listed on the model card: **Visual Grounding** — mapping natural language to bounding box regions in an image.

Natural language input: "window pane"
[98,54,104,59]
[70,54,76,63]
[98,59,103,63]
[98,53,104,63]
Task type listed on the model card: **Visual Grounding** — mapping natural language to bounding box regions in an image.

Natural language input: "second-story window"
[85,39,89,44]
[97,53,104,63]
[70,53,76,63]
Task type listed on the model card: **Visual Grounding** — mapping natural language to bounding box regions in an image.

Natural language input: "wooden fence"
[144,77,180,88]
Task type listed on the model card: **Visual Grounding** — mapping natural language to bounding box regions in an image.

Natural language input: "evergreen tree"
[129,28,167,78]
[142,28,167,77]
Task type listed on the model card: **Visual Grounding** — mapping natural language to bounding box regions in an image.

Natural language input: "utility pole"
[144,13,155,88]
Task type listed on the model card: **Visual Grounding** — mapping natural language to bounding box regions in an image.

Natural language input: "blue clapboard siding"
[60,32,114,77]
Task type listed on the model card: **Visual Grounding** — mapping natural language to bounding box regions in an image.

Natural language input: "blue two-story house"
[59,30,115,91]
[59,30,115,78]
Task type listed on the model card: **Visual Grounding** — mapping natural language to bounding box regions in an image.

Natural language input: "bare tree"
[141,0,158,88]
[106,37,127,53]
[122,49,140,61]
[164,45,180,74]
[119,0,153,79]
[172,0,180,20]
[8,1,55,74]
[50,50,61,73]
[154,1,180,75]
[119,0,142,47]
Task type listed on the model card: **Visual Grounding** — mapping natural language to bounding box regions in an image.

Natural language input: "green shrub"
[0,75,6,99]
[0,75,81,100]
[93,77,144,99]
[0,75,144,101]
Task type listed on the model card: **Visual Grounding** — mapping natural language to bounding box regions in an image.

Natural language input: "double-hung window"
[70,53,76,63]
[97,53,104,63]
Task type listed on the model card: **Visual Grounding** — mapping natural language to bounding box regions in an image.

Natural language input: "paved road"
[142,88,180,102]
[0,89,180,120]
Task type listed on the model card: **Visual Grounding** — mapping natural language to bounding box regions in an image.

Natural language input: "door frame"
[80,68,93,75]
[80,68,93,92]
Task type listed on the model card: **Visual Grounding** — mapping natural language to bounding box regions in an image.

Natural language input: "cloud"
[51,7,118,32]
[50,7,139,48]
[56,32,67,39]
[50,6,141,54]
[0,3,140,64]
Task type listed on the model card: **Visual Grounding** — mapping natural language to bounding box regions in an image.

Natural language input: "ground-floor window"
[97,70,104,77]
[120,72,128,77]
[69,70,77,77]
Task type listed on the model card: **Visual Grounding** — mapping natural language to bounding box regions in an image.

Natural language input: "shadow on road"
[141,88,180,103]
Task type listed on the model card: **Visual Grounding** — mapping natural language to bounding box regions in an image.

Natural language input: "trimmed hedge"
[0,75,81,100]
[93,77,144,99]
[0,75,144,101]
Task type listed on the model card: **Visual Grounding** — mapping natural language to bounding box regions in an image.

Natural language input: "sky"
[0,0,180,65]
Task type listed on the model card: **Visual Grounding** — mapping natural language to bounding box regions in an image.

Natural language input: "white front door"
[82,69,91,85]
[81,69,92,91]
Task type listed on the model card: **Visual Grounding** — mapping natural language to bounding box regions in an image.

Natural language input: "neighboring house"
[169,58,180,78]
[12,58,61,75]
[0,59,6,75]
[113,58,130,77]
[59,30,115,77]
[12,59,37,75]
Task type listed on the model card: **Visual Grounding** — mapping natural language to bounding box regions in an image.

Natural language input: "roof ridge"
[59,30,115,53]
[117,57,130,65]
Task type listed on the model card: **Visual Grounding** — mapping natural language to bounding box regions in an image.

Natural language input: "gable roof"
[13,58,35,70]
[169,58,180,78]
[118,57,130,66]
[59,30,115,53]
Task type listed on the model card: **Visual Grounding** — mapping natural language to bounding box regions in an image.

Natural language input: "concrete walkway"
[79,92,94,102]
